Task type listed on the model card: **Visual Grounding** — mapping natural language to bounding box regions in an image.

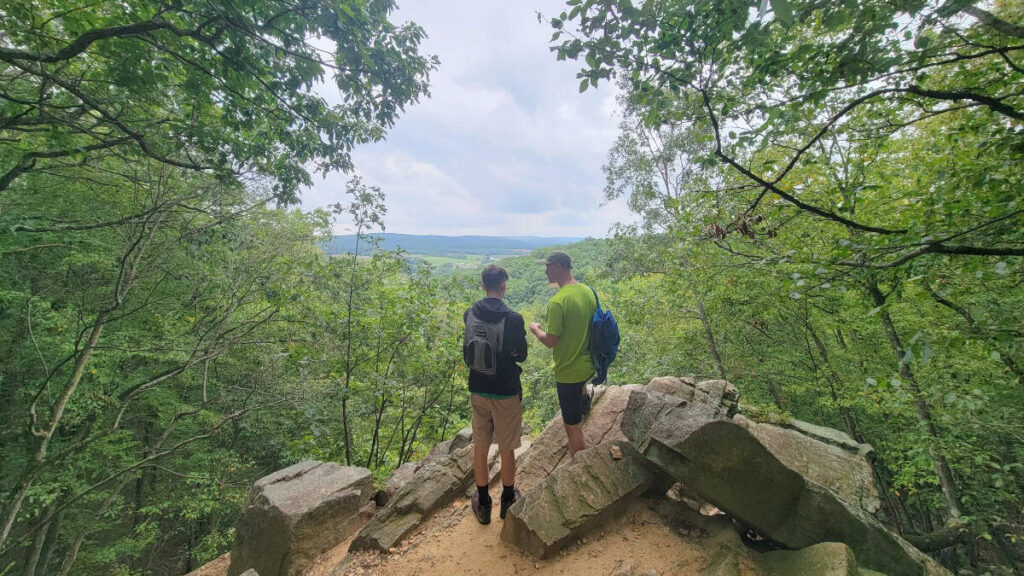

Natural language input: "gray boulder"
[449,425,474,452]
[377,461,417,507]
[781,418,870,455]
[700,517,889,576]
[758,542,862,576]
[500,441,662,558]
[516,384,643,492]
[643,376,739,417]
[227,461,374,576]
[351,442,491,552]
[644,376,698,399]
[414,425,474,476]
[622,390,950,576]
[734,415,880,514]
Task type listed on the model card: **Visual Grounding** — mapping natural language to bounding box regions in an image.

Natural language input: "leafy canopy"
[0,0,438,202]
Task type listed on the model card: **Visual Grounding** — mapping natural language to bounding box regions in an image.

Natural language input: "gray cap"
[538,250,572,269]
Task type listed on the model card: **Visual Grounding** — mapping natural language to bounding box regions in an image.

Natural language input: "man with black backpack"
[463,264,528,525]
[529,250,597,457]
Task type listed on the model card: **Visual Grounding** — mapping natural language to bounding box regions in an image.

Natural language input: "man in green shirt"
[529,250,596,456]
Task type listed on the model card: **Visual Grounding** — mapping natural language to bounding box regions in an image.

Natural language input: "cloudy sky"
[299,0,634,238]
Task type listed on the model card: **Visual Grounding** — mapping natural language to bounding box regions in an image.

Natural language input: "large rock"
[700,517,889,576]
[622,390,950,576]
[351,442,490,552]
[500,441,662,558]
[227,461,374,576]
[734,415,880,514]
[781,418,870,455]
[644,376,698,399]
[378,462,417,507]
[644,376,739,417]
[449,425,474,452]
[516,384,643,492]
[758,542,862,576]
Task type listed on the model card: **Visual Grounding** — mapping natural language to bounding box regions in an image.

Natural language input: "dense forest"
[1,0,1022,575]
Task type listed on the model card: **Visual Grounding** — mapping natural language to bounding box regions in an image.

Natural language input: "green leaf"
[770,0,794,25]
[579,79,589,93]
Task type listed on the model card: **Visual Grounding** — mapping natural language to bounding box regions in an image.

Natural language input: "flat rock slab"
[758,542,861,576]
[781,418,869,455]
[351,443,489,552]
[516,384,643,492]
[734,415,880,514]
[500,440,661,558]
[644,376,739,417]
[622,390,951,576]
[228,461,374,576]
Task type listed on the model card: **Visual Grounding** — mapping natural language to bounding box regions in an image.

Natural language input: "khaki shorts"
[471,394,522,452]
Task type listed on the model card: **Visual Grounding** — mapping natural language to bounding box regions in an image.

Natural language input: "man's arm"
[529,322,559,349]
[507,314,529,362]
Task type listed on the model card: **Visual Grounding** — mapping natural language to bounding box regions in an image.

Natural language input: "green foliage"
[550,0,1024,569]
[0,0,438,202]
[0,1,442,573]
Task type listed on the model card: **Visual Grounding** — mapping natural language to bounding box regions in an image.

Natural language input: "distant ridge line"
[323,233,584,257]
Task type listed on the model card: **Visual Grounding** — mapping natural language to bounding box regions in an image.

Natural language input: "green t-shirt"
[546,283,597,383]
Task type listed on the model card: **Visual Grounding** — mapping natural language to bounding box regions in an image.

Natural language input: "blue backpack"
[588,286,620,385]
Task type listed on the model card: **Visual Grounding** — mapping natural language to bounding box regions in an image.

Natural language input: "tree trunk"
[697,298,727,379]
[340,228,362,466]
[35,507,63,576]
[805,320,861,440]
[22,501,56,576]
[865,275,963,520]
[923,281,1024,386]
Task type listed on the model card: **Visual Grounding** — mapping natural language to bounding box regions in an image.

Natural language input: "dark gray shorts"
[556,381,588,426]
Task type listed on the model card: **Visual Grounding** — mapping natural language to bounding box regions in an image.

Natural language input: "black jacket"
[463,298,528,396]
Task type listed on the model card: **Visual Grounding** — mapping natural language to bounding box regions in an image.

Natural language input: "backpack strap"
[589,285,602,312]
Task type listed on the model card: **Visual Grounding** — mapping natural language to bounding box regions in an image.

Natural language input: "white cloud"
[301,0,634,238]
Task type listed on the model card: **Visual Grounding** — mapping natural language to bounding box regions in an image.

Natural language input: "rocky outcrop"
[734,415,880,514]
[377,462,417,507]
[621,390,950,576]
[515,384,643,491]
[417,426,473,470]
[351,442,492,552]
[227,461,374,576]
[758,542,863,576]
[213,375,952,576]
[500,441,662,558]
[644,376,739,417]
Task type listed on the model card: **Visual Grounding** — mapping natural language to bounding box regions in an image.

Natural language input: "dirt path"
[307,498,712,576]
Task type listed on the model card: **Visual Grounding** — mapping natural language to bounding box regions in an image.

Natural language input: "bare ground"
[306,498,734,576]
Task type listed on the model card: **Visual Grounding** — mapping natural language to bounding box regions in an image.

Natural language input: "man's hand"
[530,322,558,349]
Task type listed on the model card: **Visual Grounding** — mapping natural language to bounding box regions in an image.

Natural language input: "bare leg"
[474,437,491,488]
[564,423,586,456]
[500,449,515,487]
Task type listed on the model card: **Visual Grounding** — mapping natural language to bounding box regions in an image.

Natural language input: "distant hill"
[323,234,584,257]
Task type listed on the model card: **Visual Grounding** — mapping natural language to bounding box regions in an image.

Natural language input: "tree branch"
[964,5,1024,39]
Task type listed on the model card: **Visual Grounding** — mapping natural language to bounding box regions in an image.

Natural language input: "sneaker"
[472,491,491,525]
[500,488,521,520]
[581,386,594,419]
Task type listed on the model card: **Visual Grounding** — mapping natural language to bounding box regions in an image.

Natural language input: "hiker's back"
[463,298,528,396]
